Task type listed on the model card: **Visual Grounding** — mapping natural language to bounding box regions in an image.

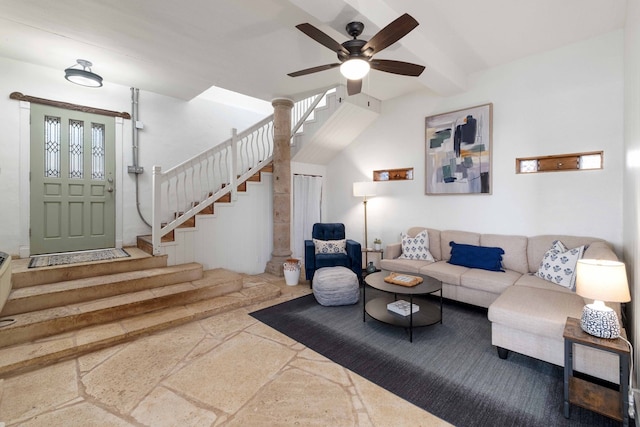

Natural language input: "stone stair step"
[0,281,281,378]
[2,263,204,316]
[10,247,165,289]
[0,268,240,349]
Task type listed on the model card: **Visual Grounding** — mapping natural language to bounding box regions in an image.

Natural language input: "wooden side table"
[563,317,630,426]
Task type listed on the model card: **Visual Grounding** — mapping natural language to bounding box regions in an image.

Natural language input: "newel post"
[151,165,162,255]
[265,98,294,276]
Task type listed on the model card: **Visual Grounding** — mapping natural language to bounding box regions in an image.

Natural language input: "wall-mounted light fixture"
[64,59,103,87]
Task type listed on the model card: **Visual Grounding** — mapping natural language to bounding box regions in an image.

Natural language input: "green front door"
[30,105,116,255]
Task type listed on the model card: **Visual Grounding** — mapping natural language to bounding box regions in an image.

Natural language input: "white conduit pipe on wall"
[131,87,151,227]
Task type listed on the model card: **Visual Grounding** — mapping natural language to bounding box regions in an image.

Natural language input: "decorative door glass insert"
[69,119,84,178]
[91,123,105,180]
[44,115,61,178]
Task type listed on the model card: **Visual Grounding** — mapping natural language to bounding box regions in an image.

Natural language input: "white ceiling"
[0,0,627,102]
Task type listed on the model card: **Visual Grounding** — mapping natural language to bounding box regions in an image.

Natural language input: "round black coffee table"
[363,270,442,342]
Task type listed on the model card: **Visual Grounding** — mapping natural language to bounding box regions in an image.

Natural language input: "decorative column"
[265,98,294,276]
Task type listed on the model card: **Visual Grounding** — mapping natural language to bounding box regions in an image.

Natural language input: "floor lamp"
[353,181,376,250]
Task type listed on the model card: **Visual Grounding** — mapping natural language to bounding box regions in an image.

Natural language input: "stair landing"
[0,249,289,378]
[10,247,166,288]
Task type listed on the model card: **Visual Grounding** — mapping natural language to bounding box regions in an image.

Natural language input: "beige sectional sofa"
[380,227,622,383]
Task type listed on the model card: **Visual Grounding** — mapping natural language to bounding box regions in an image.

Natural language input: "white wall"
[326,31,625,255]
[0,56,269,256]
[159,174,273,275]
[624,0,640,386]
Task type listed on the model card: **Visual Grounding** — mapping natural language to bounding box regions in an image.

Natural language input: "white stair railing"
[150,88,333,255]
[291,88,332,136]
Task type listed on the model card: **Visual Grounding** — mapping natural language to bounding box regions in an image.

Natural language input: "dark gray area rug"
[250,291,624,427]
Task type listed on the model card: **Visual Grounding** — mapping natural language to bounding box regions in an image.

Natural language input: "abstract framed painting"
[425,103,493,195]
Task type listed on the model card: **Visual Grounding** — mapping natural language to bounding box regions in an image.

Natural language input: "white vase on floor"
[283,258,301,286]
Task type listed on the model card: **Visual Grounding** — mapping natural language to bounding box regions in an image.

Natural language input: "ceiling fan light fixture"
[64,59,103,87]
[340,58,370,80]
[289,14,422,95]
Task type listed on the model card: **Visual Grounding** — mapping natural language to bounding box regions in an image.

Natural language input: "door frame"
[17,100,125,257]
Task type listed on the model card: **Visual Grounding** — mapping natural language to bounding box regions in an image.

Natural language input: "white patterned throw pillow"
[398,230,435,261]
[313,238,347,255]
[534,240,585,290]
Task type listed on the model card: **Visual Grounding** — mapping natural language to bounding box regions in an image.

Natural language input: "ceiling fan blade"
[371,59,425,76]
[361,13,419,55]
[288,63,341,77]
[296,23,349,55]
[347,79,362,96]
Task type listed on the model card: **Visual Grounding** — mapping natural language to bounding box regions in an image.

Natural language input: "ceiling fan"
[288,13,425,96]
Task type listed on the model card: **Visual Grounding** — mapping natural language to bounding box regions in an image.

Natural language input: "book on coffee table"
[387,300,420,316]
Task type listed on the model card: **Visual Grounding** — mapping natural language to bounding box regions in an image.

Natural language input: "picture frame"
[425,103,493,195]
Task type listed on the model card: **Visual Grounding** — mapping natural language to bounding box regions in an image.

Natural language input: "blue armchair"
[304,223,362,283]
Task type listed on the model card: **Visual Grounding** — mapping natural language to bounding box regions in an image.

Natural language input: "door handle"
[107,187,113,193]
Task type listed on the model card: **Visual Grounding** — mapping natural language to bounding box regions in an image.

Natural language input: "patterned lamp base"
[580,304,621,339]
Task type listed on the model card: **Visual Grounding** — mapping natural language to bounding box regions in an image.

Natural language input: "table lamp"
[353,181,376,250]
[575,259,630,339]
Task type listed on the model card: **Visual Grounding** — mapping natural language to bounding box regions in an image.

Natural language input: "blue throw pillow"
[448,241,505,272]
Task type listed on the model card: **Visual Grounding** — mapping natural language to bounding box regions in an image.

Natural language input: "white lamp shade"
[575,259,630,303]
[340,59,370,80]
[353,181,376,198]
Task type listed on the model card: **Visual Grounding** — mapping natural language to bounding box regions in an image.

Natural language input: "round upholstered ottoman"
[313,266,360,306]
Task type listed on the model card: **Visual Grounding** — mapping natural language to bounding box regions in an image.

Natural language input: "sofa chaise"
[380,227,622,383]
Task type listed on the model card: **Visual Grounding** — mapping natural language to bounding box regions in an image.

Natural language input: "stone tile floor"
[0,274,450,426]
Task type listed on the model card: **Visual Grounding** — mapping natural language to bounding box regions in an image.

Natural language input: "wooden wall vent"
[373,167,413,181]
[516,151,603,174]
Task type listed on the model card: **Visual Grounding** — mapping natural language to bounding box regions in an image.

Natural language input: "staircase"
[292,86,381,164]
[0,248,281,378]
[136,163,273,255]
[141,86,381,269]
[146,90,331,259]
